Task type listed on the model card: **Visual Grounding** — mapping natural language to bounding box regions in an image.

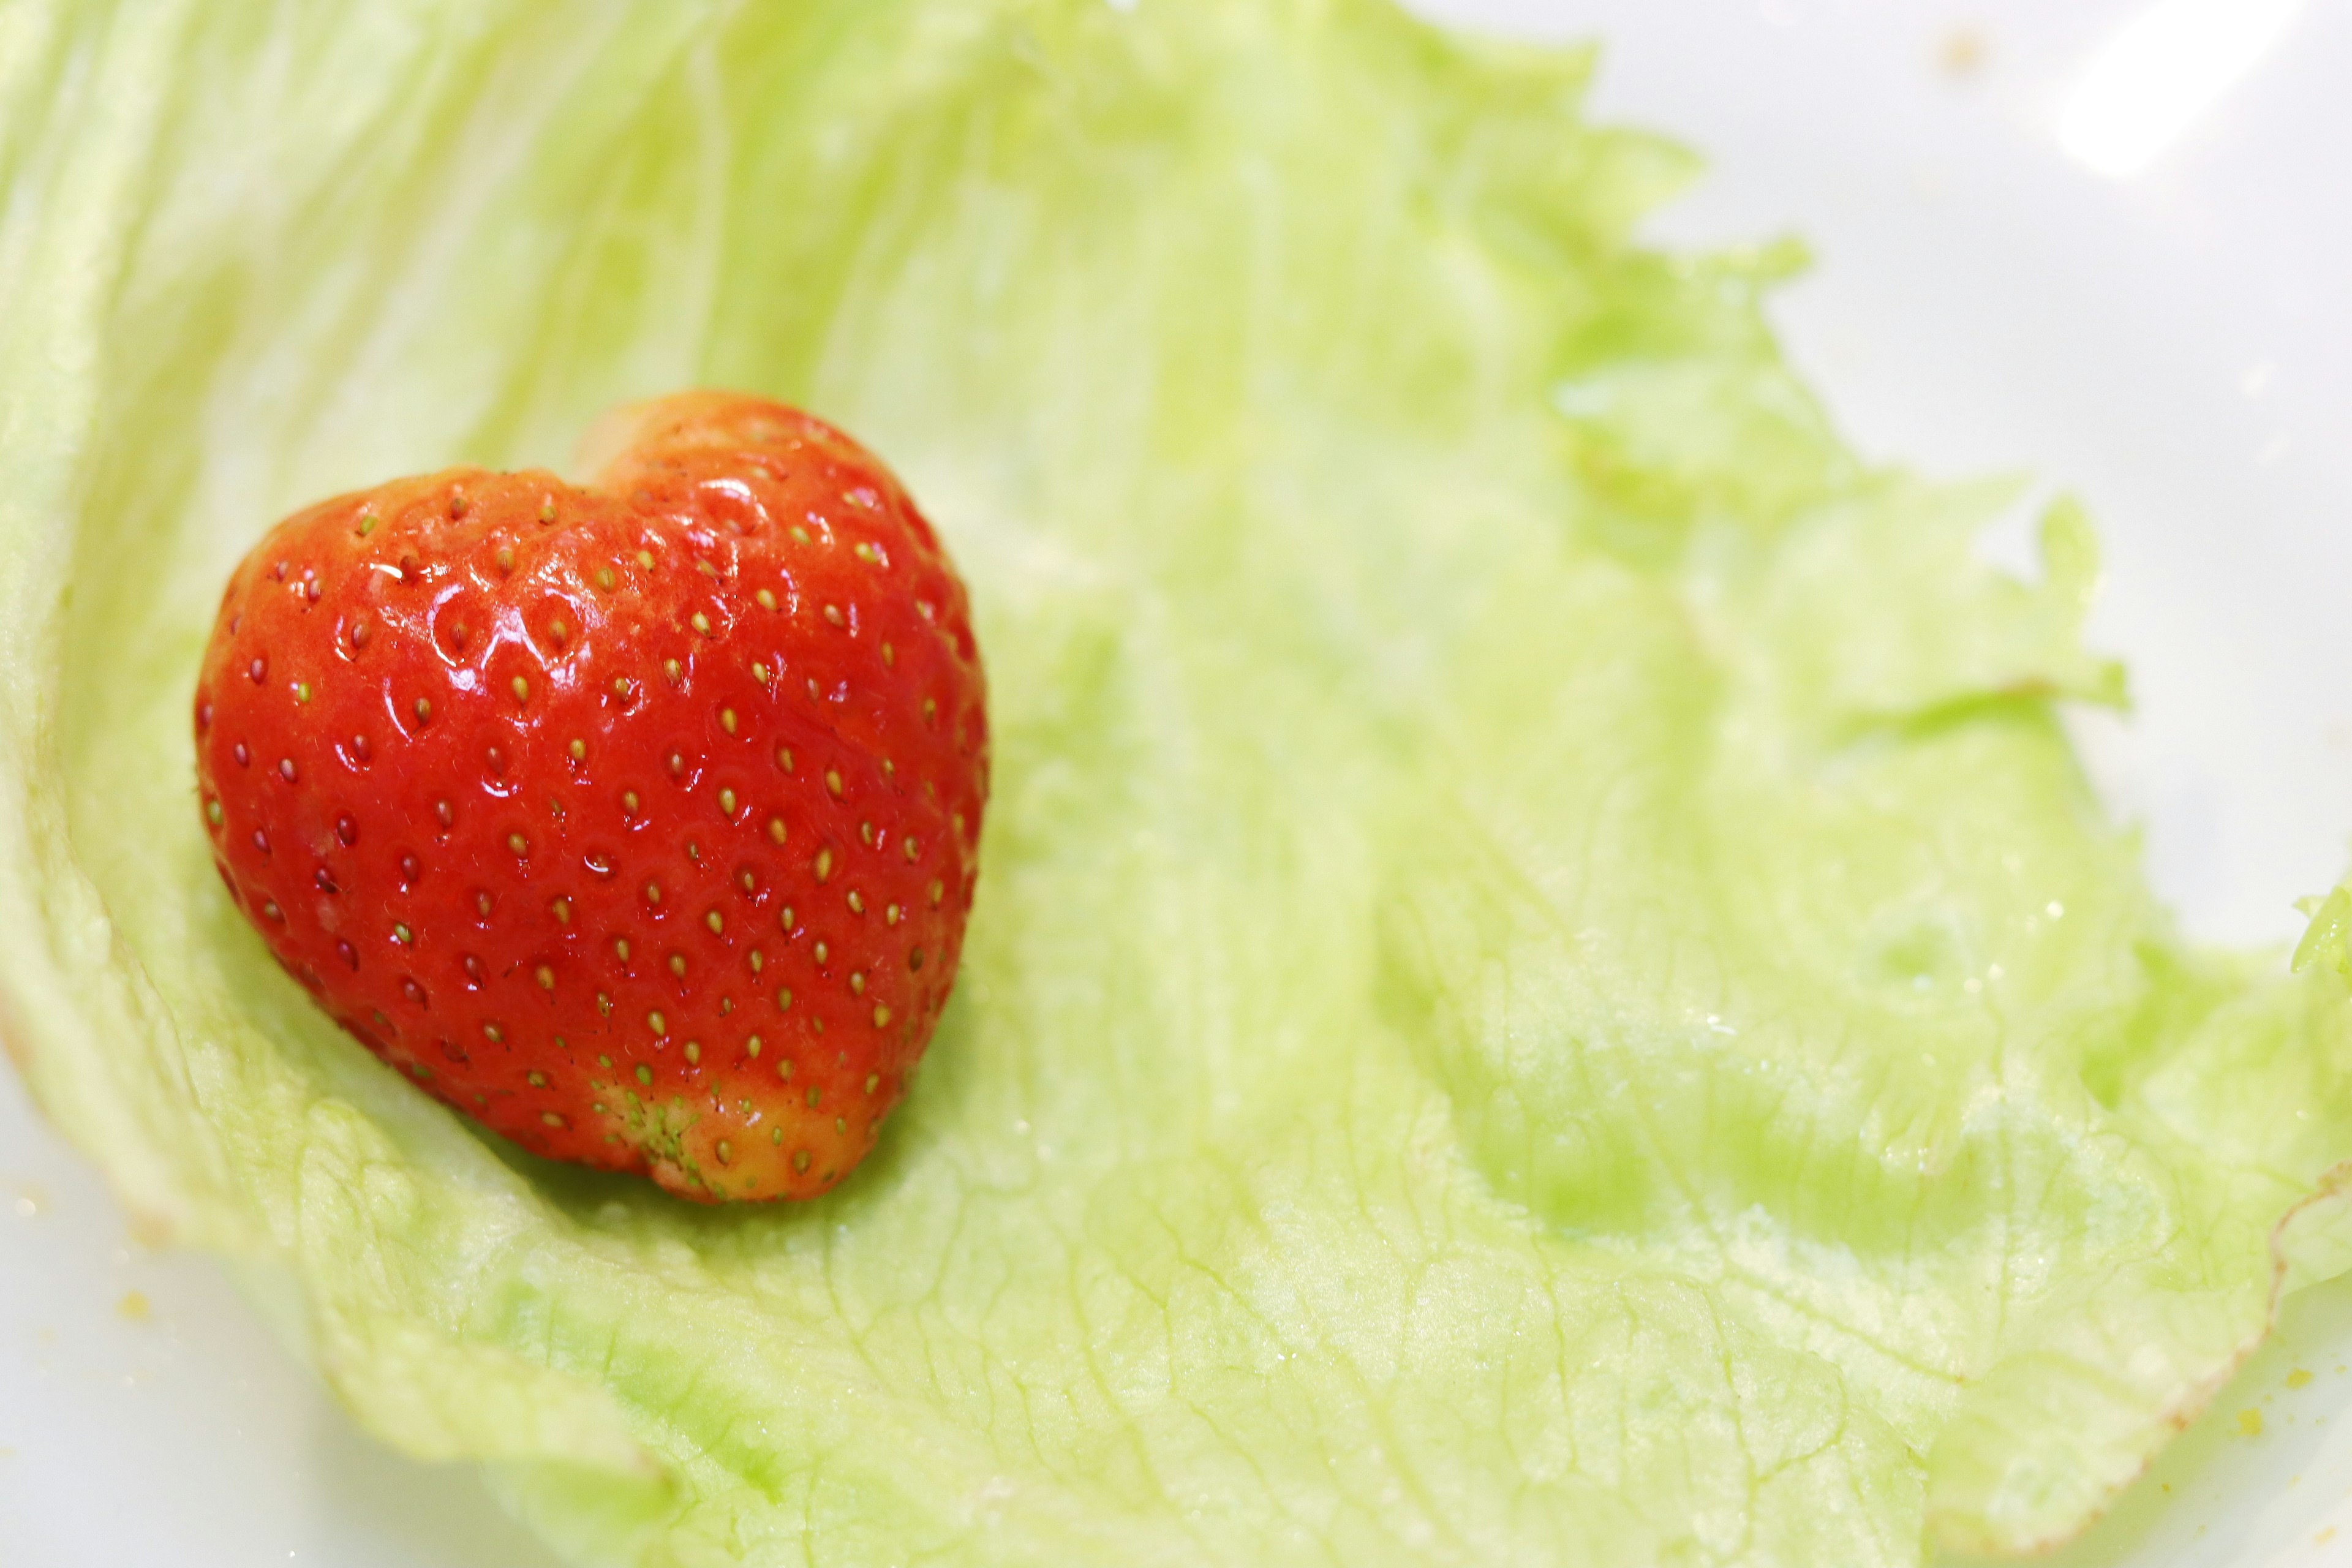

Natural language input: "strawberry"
[192,392,987,1202]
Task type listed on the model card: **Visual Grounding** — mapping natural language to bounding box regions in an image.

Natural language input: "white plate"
[4,2,2349,1562]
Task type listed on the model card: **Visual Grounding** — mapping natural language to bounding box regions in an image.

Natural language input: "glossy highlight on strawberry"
[192,393,987,1201]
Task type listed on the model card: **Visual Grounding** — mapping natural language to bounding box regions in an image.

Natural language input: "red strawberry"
[192,392,987,1202]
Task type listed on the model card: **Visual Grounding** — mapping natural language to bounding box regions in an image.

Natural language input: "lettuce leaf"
[6,1,2352,1562]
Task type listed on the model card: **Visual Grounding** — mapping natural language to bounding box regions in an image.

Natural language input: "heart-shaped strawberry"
[194,392,987,1201]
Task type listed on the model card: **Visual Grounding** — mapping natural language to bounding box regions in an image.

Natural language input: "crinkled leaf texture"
[4,2,2351,1564]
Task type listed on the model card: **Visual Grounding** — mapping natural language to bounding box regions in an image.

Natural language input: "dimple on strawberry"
[194,392,987,1202]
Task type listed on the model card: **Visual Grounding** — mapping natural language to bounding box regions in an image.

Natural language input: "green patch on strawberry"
[192,392,987,1202]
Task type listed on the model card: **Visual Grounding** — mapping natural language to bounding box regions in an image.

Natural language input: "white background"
[6,2,2351,1563]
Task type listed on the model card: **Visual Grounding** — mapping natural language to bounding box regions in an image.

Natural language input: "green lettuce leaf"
[6,1,2352,1562]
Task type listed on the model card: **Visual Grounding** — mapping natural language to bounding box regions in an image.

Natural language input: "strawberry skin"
[193,393,987,1202]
